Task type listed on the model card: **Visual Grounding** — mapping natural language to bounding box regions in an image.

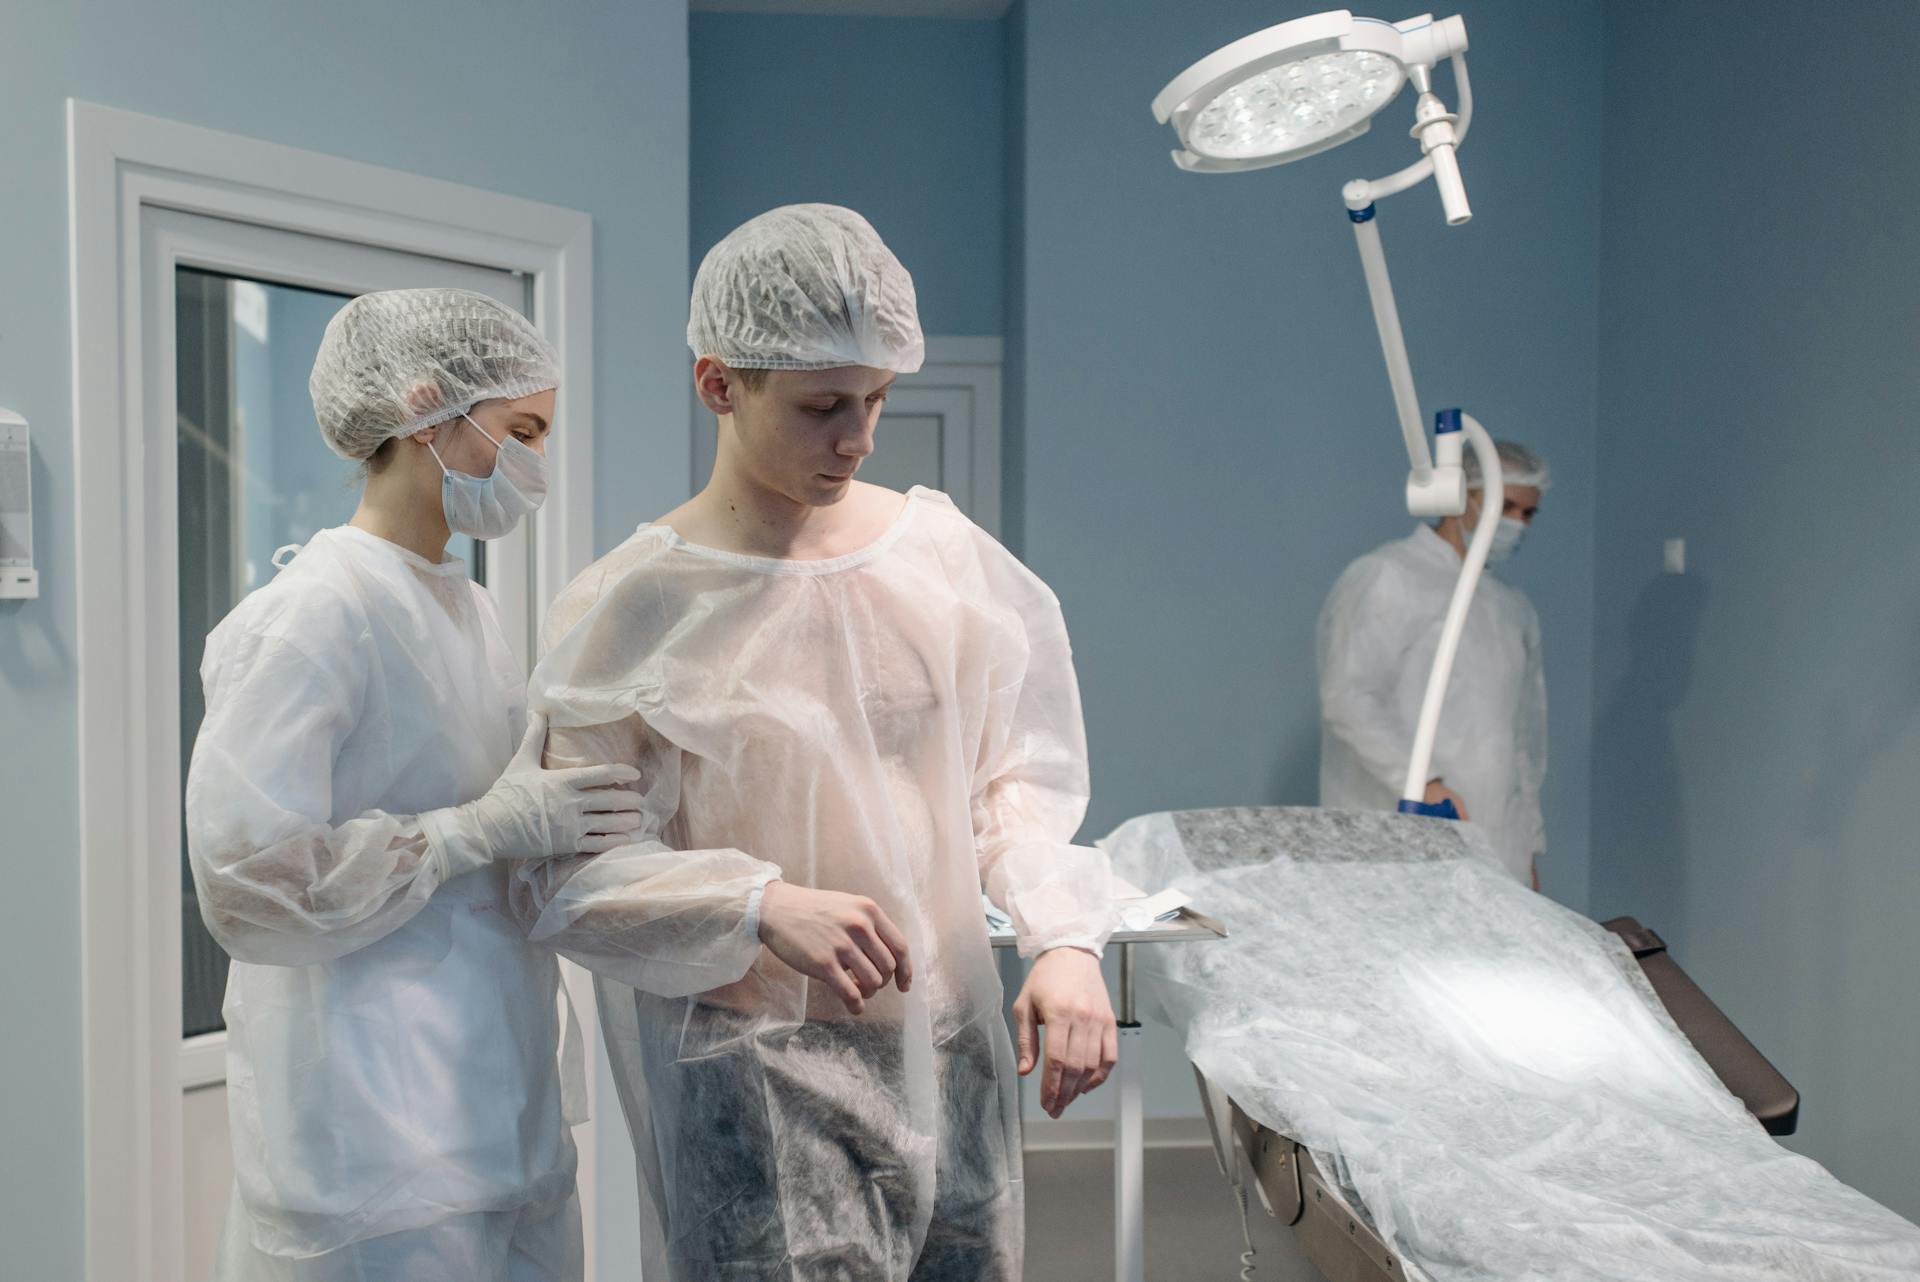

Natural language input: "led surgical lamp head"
[1151,10,1472,224]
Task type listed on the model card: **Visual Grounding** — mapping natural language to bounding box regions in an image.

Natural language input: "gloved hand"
[423,713,647,879]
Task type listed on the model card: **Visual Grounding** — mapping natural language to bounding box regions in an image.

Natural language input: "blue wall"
[690,12,1006,337]
[1002,4,1029,554]
[1592,0,1920,1219]
[0,0,689,1274]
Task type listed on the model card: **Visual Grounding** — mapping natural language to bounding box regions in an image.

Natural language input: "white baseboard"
[1022,1114,1213,1152]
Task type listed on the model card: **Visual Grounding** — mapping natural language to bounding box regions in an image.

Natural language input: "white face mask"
[426,412,548,540]
[1486,516,1528,564]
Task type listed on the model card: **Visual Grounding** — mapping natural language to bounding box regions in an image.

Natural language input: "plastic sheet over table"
[1101,806,1920,1282]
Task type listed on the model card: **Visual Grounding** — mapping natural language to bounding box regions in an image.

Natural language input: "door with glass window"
[150,209,538,1277]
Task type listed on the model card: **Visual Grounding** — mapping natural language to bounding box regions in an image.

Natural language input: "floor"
[1022,1145,1326,1282]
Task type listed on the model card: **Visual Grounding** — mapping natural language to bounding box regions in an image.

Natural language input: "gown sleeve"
[506,713,782,998]
[1318,556,1429,797]
[185,627,447,966]
[505,565,783,998]
[1515,596,1549,862]
[969,539,1115,959]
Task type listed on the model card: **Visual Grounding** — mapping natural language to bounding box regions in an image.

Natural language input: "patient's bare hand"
[1424,778,1470,821]
[757,881,912,1015]
[1015,948,1118,1118]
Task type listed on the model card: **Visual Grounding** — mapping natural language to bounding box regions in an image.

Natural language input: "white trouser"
[212,1187,582,1282]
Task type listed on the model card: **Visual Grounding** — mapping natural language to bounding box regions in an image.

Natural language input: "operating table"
[1198,915,1800,1282]
[1103,806,1920,1282]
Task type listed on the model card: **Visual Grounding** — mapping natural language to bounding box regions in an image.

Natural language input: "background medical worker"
[185,289,645,1281]
[1317,438,1551,887]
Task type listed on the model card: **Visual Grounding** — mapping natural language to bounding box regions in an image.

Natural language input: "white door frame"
[69,100,598,1282]
[899,336,1003,536]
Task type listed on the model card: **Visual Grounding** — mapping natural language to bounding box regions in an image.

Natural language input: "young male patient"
[512,204,1117,1280]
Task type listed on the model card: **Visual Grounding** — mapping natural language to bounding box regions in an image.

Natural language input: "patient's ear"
[405,382,446,418]
[693,357,738,417]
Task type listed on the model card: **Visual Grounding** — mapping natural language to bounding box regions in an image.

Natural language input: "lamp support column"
[1344,200,1433,485]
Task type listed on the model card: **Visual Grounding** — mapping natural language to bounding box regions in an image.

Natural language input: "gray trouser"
[656,1009,1023,1281]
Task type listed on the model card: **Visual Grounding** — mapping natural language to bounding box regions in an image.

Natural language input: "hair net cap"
[688,204,925,375]
[310,288,559,461]
[1465,438,1551,492]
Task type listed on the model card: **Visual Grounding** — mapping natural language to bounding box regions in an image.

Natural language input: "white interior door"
[143,208,542,1280]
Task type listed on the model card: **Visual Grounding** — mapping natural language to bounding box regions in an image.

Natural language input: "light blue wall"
[1592,0,1920,1219]
[0,1,688,1275]
[689,12,1006,336]
[1002,5,1029,554]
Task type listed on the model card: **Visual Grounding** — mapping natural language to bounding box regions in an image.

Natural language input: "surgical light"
[1182,50,1401,161]
[1152,11,1501,816]
[1153,11,1469,217]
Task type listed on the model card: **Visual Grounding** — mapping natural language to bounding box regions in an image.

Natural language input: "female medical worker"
[185,289,645,1281]
[509,206,1119,1280]
[1317,438,1550,887]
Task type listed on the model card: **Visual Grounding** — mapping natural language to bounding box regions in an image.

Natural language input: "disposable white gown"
[185,526,582,1273]
[1105,806,1920,1281]
[1318,525,1546,880]
[515,486,1113,1280]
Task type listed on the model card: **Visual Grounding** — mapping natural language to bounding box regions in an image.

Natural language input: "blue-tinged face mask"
[426,412,547,540]
[1487,516,1527,564]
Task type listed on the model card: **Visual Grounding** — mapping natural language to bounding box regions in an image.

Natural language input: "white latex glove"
[422,713,646,879]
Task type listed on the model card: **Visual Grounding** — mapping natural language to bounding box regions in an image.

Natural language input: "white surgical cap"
[688,204,925,374]
[310,288,559,461]
[1465,439,1551,492]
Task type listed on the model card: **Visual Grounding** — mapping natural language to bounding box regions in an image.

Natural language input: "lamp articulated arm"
[1402,412,1502,806]
[1330,53,1502,806]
